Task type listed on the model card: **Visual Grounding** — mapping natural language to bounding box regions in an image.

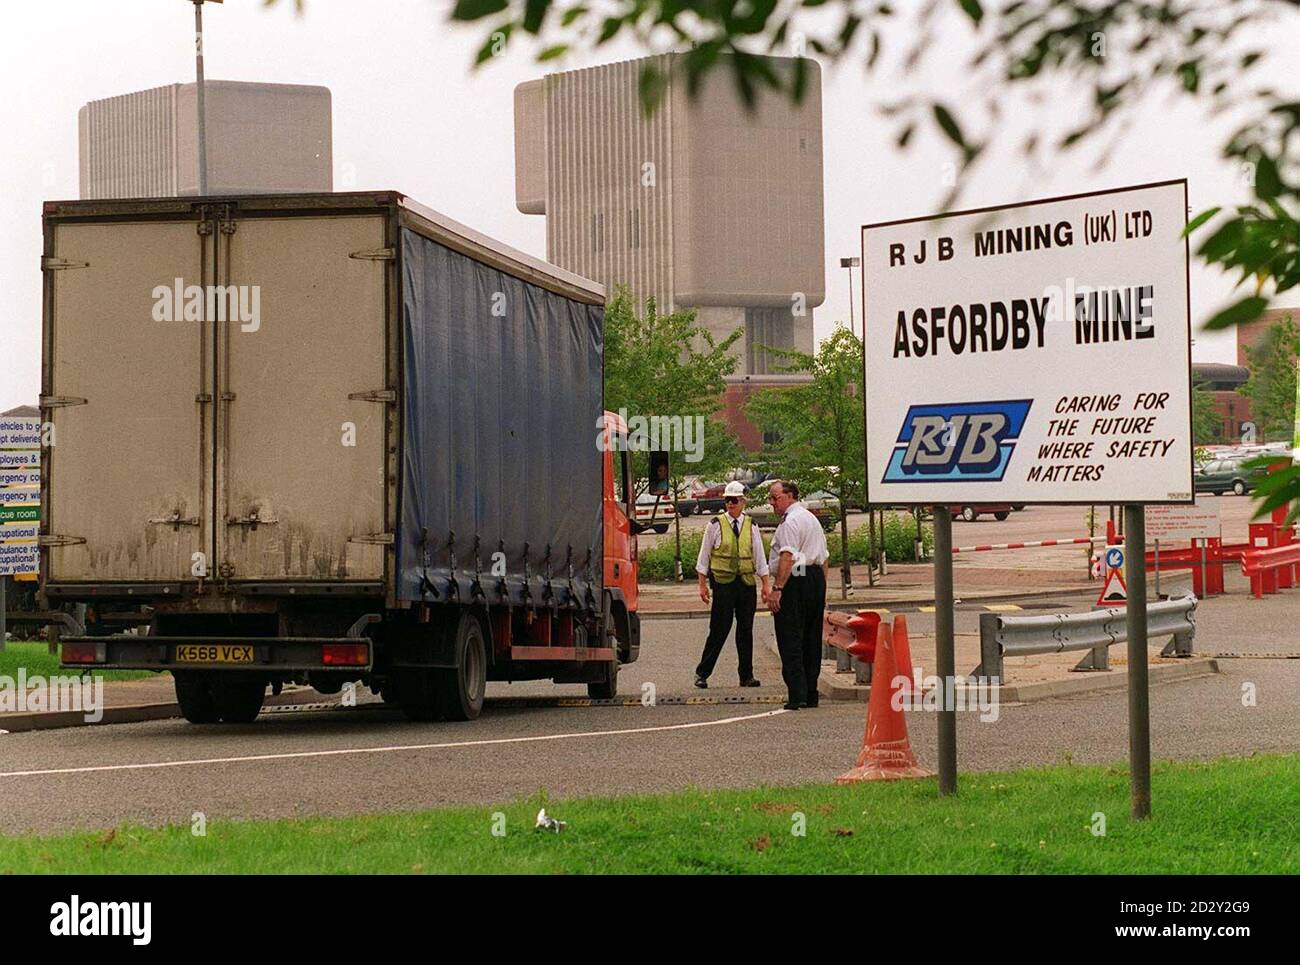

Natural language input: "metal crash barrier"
[972,594,1197,679]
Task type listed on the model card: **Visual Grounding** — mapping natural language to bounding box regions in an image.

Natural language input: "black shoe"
[783,700,804,711]
[739,678,761,687]
[694,675,708,689]
[805,697,819,708]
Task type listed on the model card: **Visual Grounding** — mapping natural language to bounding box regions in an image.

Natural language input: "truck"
[41,191,647,723]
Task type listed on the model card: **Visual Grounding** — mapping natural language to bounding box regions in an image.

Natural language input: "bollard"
[974,612,1004,681]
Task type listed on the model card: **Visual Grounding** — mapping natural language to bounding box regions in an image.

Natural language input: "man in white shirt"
[694,481,770,688]
[765,480,829,710]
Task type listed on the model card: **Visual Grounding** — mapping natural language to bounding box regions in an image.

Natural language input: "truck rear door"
[44,204,391,587]
[44,219,212,582]
[216,213,389,581]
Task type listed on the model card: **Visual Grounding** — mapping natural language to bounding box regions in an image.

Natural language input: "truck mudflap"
[59,636,373,673]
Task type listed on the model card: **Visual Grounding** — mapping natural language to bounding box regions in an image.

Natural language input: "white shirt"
[696,512,771,578]
[769,502,829,574]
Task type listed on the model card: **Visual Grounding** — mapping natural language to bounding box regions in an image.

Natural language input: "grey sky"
[2,0,1297,412]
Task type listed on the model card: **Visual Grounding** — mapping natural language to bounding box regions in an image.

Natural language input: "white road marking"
[0,708,788,780]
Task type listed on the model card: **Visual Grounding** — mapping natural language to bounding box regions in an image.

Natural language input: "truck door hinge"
[347,389,397,404]
[40,395,87,409]
[349,532,395,546]
[349,247,395,261]
[41,256,90,271]
[149,511,201,531]
[227,511,278,530]
[39,534,86,547]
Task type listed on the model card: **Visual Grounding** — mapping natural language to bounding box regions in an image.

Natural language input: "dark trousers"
[696,575,757,681]
[773,565,827,704]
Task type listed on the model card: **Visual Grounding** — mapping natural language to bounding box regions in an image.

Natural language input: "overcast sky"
[2,0,1297,412]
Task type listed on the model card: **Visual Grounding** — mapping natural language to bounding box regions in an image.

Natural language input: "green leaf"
[522,0,550,33]
[957,0,984,25]
[1254,155,1283,201]
[474,22,513,64]
[1182,207,1221,237]
[451,0,508,22]
[932,103,967,150]
[1202,295,1269,331]
[597,16,621,43]
[560,5,587,27]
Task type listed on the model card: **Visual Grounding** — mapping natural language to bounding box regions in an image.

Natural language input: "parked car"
[681,480,727,517]
[635,493,677,533]
[1194,458,1269,496]
[950,504,1013,522]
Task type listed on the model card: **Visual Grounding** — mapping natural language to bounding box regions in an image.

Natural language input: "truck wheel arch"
[604,589,639,664]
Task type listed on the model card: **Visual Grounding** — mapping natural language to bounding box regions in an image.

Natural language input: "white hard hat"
[723,481,747,498]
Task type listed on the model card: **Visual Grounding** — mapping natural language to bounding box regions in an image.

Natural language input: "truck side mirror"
[648,451,671,496]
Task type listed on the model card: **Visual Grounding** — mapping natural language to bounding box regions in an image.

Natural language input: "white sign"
[0,415,40,577]
[0,487,39,507]
[0,416,40,450]
[1145,501,1221,542]
[862,180,1193,504]
[0,467,39,488]
[0,541,38,577]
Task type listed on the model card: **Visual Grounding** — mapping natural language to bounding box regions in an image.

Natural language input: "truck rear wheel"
[174,672,221,724]
[436,613,488,721]
[397,612,487,722]
[174,672,266,724]
[587,660,618,700]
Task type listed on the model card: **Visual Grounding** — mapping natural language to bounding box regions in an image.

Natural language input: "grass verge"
[0,642,161,682]
[1,753,1295,874]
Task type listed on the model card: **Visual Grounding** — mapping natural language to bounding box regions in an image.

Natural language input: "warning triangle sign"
[1097,567,1128,605]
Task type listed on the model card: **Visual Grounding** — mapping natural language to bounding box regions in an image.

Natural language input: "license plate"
[174,644,256,664]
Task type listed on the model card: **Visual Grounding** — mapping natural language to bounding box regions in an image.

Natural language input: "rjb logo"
[884,400,1033,483]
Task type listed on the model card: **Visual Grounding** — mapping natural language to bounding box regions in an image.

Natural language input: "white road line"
[0,708,788,780]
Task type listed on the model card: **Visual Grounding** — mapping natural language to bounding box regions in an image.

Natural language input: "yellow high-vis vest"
[711,512,755,585]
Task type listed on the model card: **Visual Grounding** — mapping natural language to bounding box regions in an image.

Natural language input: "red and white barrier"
[951,536,1106,555]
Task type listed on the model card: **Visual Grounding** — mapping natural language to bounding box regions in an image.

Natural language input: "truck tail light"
[62,642,105,664]
[322,643,369,666]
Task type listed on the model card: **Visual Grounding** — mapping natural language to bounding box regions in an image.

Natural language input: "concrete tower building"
[514,55,826,447]
[79,80,332,199]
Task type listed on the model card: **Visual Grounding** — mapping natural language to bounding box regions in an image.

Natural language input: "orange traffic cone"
[835,621,932,783]
[891,614,919,695]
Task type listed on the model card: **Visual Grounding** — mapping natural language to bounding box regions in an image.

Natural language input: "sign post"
[932,506,957,795]
[861,180,1193,813]
[1125,505,1152,818]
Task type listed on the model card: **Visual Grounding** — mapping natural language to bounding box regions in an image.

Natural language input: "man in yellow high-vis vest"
[694,482,771,688]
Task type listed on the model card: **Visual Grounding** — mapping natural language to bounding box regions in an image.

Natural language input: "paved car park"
[0,571,1293,835]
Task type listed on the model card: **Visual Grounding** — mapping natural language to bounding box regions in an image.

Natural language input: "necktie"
[732,518,740,539]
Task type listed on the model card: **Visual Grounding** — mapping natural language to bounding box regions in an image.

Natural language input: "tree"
[1191,379,1224,446]
[603,290,746,576]
[1241,313,1299,442]
[448,0,1300,516]
[745,325,865,595]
